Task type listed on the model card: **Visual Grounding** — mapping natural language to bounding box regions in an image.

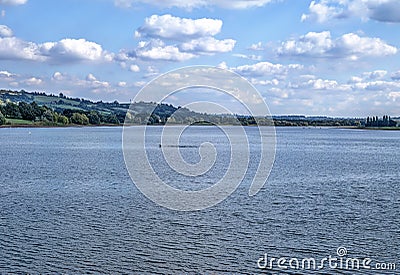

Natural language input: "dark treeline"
[0,101,119,126]
[365,115,397,127]
[0,89,399,128]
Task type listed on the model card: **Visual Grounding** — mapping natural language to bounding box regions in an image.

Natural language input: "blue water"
[0,126,399,274]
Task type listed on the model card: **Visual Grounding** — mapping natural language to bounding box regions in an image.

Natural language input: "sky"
[0,0,399,116]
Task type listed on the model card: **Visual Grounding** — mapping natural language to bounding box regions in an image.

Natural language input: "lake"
[0,126,399,274]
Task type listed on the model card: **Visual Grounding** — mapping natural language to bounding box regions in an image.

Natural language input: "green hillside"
[0,89,223,126]
[1,89,398,128]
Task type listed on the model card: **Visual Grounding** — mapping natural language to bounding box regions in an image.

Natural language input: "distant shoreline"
[0,123,123,129]
[1,123,399,130]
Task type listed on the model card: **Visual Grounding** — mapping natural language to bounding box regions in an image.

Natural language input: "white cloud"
[82,74,111,90]
[135,39,195,61]
[132,15,235,61]
[0,35,113,63]
[0,70,16,78]
[278,31,333,56]
[251,78,280,86]
[129,64,140,72]
[134,81,147,87]
[115,0,274,10]
[133,14,236,61]
[0,37,42,61]
[217,61,228,69]
[118,81,127,87]
[214,0,274,9]
[22,77,43,86]
[180,37,236,54]
[40,38,113,63]
[0,26,112,63]
[301,0,348,23]
[146,66,158,74]
[338,33,397,59]
[86,73,97,82]
[114,51,133,62]
[52,71,66,81]
[233,53,262,61]
[249,42,265,51]
[362,70,387,80]
[0,0,27,5]
[391,70,400,80]
[302,0,400,23]
[0,25,13,37]
[303,78,339,90]
[349,76,363,83]
[232,61,304,77]
[135,14,223,40]
[1,10,5,17]
[278,31,397,60]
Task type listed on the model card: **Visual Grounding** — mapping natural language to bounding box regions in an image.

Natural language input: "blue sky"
[0,0,400,116]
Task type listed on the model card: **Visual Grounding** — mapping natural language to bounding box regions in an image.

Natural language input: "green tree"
[0,111,5,125]
[70,113,89,125]
[4,102,22,118]
[103,113,119,124]
[42,109,55,123]
[88,111,101,125]
[31,102,43,118]
[18,102,35,120]
[56,114,69,125]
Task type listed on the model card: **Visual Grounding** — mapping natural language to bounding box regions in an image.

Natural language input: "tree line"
[0,101,119,126]
[365,115,397,127]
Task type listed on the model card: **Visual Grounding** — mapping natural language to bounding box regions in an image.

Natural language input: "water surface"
[0,126,399,274]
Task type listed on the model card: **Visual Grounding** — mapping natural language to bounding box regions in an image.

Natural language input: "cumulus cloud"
[0,0,27,5]
[51,72,114,95]
[40,39,113,63]
[249,42,265,51]
[278,31,333,56]
[277,31,397,60]
[0,25,13,37]
[0,37,42,61]
[232,61,304,77]
[86,73,97,82]
[0,33,113,63]
[301,0,348,23]
[52,71,66,81]
[299,78,339,90]
[22,77,43,86]
[391,71,400,80]
[134,39,196,61]
[180,37,236,54]
[115,0,274,10]
[363,70,387,80]
[135,14,222,40]
[132,14,236,61]
[302,0,400,23]
[129,64,140,72]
